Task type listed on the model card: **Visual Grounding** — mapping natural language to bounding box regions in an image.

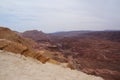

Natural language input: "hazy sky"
[0,0,120,32]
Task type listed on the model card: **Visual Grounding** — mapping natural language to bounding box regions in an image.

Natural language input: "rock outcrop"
[0,27,60,65]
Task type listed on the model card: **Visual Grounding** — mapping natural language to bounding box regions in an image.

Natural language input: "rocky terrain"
[22,30,120,80]
[0,27,104,80]
[0,27,61,64]
[0,26,120,80]
[0,50,103,80]
[53,37,120,80]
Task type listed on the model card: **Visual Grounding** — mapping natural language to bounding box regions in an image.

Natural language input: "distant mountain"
[50,30,91,37]
[49,31,120,43]
[22,30,50,43]
[83,31,120,42]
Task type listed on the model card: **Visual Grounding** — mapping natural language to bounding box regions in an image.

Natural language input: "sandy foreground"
[0,50,103,80]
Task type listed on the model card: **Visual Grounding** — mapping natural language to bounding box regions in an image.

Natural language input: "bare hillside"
[0,50,103,80]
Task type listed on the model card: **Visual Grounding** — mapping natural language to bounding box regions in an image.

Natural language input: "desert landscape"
[0,27,120,80]
[22,28,120,80]
[0,50,103,80]
[0,0,120,80]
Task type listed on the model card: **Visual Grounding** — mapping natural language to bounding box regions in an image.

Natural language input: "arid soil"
[0,50,103,80]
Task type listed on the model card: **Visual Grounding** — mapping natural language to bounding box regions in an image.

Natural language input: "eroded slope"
[0,50,103,80]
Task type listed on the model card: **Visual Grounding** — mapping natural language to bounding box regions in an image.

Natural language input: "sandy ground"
[0,50,103,80]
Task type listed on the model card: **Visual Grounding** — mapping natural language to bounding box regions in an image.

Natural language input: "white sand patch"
[0,50,104,80]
